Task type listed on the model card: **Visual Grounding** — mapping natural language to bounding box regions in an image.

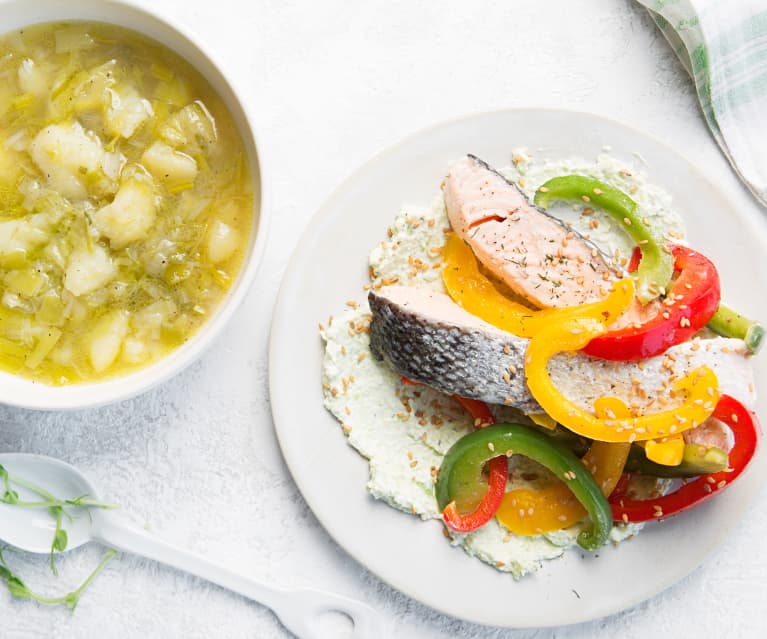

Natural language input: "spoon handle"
[92,510,383,639]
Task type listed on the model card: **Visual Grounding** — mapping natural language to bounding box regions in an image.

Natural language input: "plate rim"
[268,106,767,628]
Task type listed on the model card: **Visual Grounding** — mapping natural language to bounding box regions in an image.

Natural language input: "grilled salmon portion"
[444,155,619,308]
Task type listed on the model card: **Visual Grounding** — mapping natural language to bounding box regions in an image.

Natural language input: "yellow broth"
[0,21,253,384]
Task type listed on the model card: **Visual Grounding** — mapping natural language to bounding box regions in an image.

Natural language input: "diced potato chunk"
[105,87,154,138]
[206,220,239,263]
[0,218,48,258]
[64,244,116,297]
[29,122,105,200]
[141,142,197,187]
[122,336,148,364]
[89,310,129,372]
[93,176,157,248]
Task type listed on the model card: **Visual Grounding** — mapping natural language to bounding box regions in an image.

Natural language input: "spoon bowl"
[0,453,383,639]
[0,454,97,554]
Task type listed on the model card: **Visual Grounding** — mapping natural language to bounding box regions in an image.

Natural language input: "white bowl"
[0,0,268,410]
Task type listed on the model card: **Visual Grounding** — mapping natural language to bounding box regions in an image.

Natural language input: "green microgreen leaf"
[0,546,117,611]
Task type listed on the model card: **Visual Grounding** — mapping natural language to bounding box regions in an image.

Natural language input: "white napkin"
[636,0,767,207]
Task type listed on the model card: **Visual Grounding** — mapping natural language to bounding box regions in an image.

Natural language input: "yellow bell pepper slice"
[524,312,720,442]
[443,233,571,337]
[644,435,686,466]
[443,233,629,337]
[528,413,557,431]
[443,232,721,444]
[497,399,631,535]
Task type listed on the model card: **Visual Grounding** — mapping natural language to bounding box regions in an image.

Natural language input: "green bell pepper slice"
[435,423,613,551]
[534,175,673,304]
[625,442,728,478]
[707,303,764,354]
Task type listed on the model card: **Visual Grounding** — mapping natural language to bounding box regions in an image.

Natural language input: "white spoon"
[0,453,383,639]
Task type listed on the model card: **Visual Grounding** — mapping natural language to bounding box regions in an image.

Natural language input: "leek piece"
[25,327,62,369]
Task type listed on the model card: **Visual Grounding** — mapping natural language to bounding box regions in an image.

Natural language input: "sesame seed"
[488,442,495,452]
[623,217,632,226]
[593,187,603,195]
[622,513,629,523]
[538,186,550,193]
[346,300,359,309]
[582,195,591,202]
[717,480,727,489]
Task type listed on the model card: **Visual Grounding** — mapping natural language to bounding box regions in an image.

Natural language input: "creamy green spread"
[321,153,688,578]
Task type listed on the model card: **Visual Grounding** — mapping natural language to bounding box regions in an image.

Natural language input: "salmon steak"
[444,155,620,308]
[368,285,756,415]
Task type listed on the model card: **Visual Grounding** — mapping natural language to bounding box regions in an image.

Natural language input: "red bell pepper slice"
[442,397,508,532]
[610,394,759,523]
[399,378,507,531]
[627,246,642,274]
[453,395,495,428]
[584,244,721,360]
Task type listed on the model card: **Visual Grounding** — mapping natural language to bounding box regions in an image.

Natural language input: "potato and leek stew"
[0,22,253,384]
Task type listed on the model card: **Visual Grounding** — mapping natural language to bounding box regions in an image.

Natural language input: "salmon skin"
[445,155,620,309]
[368,284,539,412]
[368,285,756,414]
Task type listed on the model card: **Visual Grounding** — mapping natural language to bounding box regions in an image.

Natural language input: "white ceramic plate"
[269,109,767,628]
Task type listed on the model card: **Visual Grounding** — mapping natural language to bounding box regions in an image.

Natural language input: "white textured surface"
[1,0,766,637]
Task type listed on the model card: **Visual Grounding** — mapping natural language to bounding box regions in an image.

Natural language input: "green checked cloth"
[636,0,767,207]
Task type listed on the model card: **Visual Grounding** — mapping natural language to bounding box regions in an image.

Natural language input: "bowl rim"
[0,0,270,410]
